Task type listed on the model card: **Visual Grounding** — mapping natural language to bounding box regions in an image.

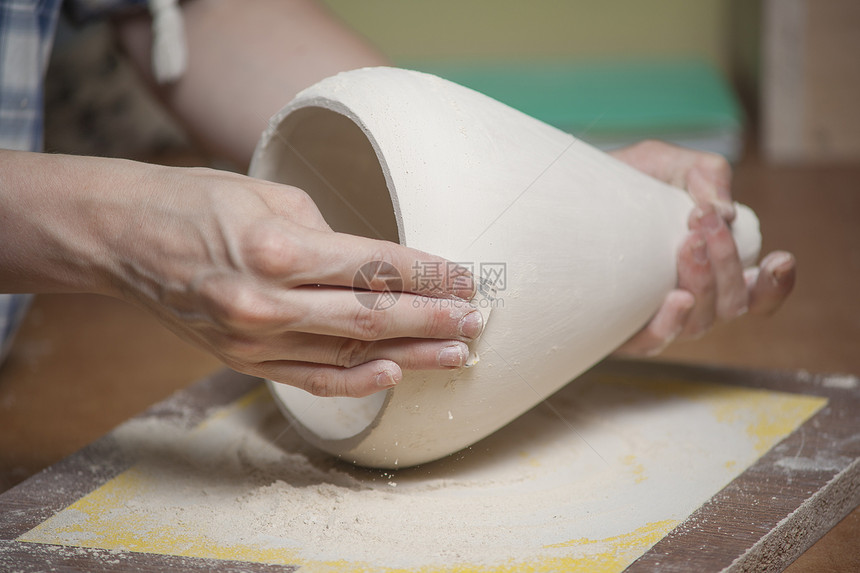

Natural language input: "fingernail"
[772,267,791,287]
[773,265,792,286]
[645,335,676,357]
[769,253,794,279]
[375,370,398,388]
[438,343,467,367]
[458,310,484,340]
[690,167,736,222]
[715,199,736,222]
[710,181,736,221]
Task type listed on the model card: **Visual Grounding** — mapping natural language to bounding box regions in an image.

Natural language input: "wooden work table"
[1,153,858,571]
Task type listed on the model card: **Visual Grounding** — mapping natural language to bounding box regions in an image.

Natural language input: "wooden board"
[1,360,858,572]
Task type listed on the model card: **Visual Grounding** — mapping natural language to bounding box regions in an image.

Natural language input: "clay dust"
[18,376,825,571]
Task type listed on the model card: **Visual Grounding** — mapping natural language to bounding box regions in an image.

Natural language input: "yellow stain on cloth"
[621,454,648,483]
[602,376,827,454]
[540,519,679,573]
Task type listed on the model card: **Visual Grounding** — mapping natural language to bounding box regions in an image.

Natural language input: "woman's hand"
[117,166,485,397]
[609,141,796,356]
[0,152,480,397]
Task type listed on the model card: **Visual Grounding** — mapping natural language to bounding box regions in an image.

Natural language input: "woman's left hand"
[610,140,796,356]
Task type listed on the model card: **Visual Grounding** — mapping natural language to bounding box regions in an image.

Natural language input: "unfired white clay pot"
[249,67,761,468]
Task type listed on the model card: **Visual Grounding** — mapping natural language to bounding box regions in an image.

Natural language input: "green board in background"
[403,59,744,161]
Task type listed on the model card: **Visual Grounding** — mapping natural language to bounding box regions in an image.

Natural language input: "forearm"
[114,0,388,169]
[0,150,129,295]
[0,150,209,306]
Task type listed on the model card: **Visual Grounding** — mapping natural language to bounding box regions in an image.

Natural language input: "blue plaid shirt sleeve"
[0,0,61,152]
[0,0,145,363]
[0,0,63,363]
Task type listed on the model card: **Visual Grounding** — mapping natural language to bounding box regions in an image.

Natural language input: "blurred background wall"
[44,0,857,164]
[322,0,856,164]
[320,0,760,161]
[323,0,738,70]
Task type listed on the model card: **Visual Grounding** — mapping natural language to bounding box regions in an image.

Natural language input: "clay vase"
[249,67,761,469]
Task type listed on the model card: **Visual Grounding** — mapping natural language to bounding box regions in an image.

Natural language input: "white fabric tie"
[148,0,187,84]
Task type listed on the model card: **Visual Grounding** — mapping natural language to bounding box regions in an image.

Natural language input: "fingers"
[260,225,476,300]
[257,359,402,398]
[220,331,470,370]
[196,278,483,341]
[281,286,484,342]
[690,205,748,321]
[676,231,718,338]
[305,336,471,370]
[746,251,796,316]
[614,290,695,356]
[215,320,474,399]
[686,164,736,222]
[244,337,474,398]
[225,331,472,399]
[242,179,475,299]
[609,140,795,358]
[667,211,751,343]
[625,229,794,359]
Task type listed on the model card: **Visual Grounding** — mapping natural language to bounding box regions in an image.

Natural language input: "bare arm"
[114,0,388,168]
[0,150,478,397]
[0,3,475,398]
